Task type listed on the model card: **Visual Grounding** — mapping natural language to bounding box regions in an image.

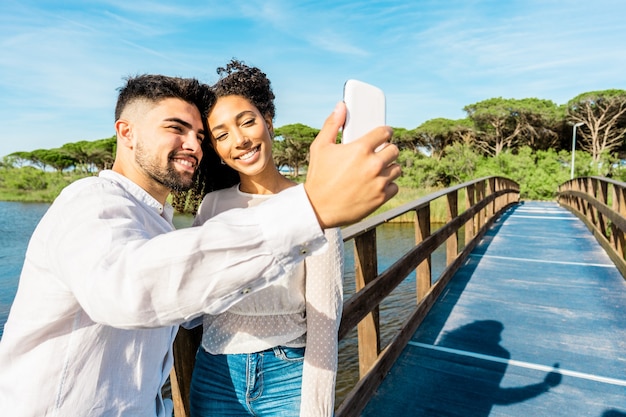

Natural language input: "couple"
[0,61,400,417]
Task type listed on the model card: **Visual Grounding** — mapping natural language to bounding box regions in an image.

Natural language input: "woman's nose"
[234,131,251,147]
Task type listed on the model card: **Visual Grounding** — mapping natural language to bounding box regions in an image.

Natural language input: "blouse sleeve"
[299,227,344,417]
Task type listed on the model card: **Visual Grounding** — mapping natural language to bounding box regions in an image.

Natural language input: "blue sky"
[1,0,625,158]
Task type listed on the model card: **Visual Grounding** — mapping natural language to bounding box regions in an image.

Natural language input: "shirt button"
[242,288,251,294]
[299,246,308,255]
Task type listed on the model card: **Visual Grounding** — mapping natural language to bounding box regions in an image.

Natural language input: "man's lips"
[172,155,198,170]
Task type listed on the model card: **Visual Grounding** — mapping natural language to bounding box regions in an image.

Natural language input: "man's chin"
[171,180,194,193]
[161,174,195,193]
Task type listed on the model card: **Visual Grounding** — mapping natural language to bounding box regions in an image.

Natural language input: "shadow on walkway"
[364,320,562,416]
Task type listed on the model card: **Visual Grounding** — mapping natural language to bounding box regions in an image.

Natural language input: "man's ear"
[115,119,134,150]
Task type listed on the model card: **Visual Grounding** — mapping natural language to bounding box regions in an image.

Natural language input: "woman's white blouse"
[193,184,344,417]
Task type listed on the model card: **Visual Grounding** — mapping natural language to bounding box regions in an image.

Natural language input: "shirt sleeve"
[47,182,327,328]
[299,227,344,417]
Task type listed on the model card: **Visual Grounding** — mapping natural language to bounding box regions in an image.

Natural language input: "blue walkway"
[362,201,626,417]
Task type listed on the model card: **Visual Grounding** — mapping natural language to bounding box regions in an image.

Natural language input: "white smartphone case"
[342,79,386,144]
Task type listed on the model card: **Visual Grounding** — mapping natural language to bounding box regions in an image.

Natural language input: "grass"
[371,186,453,223]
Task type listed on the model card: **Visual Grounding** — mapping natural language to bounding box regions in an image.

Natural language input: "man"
[0,74,400,416]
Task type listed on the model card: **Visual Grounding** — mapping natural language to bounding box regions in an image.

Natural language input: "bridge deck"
[361,201,626,417]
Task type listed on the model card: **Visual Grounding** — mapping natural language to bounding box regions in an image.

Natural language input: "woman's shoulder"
[194,185,241,225]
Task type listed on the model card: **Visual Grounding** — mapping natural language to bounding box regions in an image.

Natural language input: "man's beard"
[135,142,197,192]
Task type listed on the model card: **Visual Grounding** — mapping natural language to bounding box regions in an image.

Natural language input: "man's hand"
[304,102,401,229]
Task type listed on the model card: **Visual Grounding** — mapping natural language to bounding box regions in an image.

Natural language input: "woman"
[189,60,344,417]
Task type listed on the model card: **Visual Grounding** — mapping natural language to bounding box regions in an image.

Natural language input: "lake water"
[0,201,51,338]
[0,202,196,338]
[0,201,447,404]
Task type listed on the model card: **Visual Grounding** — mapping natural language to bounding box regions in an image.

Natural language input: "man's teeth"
[176,159,194,167]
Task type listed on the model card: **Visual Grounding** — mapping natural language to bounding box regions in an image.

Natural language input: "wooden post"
[415,206,431,301]
[487,177,496,218]
[465,184,476,247]
[353,230,380,378]
[476,181,486,231]
[446,192,458,266]
[170,326,203,417]
[596,179,608,240]
[612,185,626,259]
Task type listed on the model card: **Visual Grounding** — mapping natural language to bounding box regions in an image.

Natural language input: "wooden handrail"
[335,176,519,417]
[557,176,626,278]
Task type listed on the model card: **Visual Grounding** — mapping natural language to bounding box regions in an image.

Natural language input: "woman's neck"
[238,170,296,195]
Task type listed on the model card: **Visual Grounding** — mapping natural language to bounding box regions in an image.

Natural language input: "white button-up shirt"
[0,170,326,417]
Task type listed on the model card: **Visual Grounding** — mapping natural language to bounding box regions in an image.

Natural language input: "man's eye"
[197,135,205,143]
[169,125,183,132]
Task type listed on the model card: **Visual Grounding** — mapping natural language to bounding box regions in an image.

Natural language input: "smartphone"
[342,79,386,144]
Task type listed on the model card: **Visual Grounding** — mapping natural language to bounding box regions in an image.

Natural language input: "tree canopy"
[273,123,319,176]
[567,89,626,165]
[463,97,564,156]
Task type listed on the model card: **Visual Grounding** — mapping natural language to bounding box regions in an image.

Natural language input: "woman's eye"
[242,118,255,127]
[214,133,228,141]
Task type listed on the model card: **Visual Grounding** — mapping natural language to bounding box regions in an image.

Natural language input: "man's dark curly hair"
[188,60,277,209]
[115,74,214,122]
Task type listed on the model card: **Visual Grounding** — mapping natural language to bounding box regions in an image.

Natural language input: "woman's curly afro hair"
[212,59,275,121]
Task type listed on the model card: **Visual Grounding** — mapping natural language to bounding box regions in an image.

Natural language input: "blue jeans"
[189,346,305,417]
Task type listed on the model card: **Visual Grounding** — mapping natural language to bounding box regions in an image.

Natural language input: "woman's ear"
[264,115,274,138]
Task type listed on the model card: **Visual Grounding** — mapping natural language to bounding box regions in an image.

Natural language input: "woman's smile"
[236,145,261,162]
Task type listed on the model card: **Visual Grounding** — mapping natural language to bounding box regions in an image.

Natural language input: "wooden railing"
[335,176,519,417]
[557,176,626,278]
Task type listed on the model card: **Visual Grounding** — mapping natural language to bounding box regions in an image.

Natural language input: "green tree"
[437,142,480,185]
[567,89,626,167]
[86,137,116,170]
[396,149,441,188]
[6,151,33,168]
[274,123,318,176]
[391,127,424,152]
[3,166,48,191]
[58,141,95,172]
[414,118,476,159]
[464,97,561,156]
[31,149,76,172]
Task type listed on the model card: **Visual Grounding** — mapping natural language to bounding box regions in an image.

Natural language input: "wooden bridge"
[171,176,626,417]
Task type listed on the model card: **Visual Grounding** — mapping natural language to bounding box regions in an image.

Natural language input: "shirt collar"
[99,170,175,221]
